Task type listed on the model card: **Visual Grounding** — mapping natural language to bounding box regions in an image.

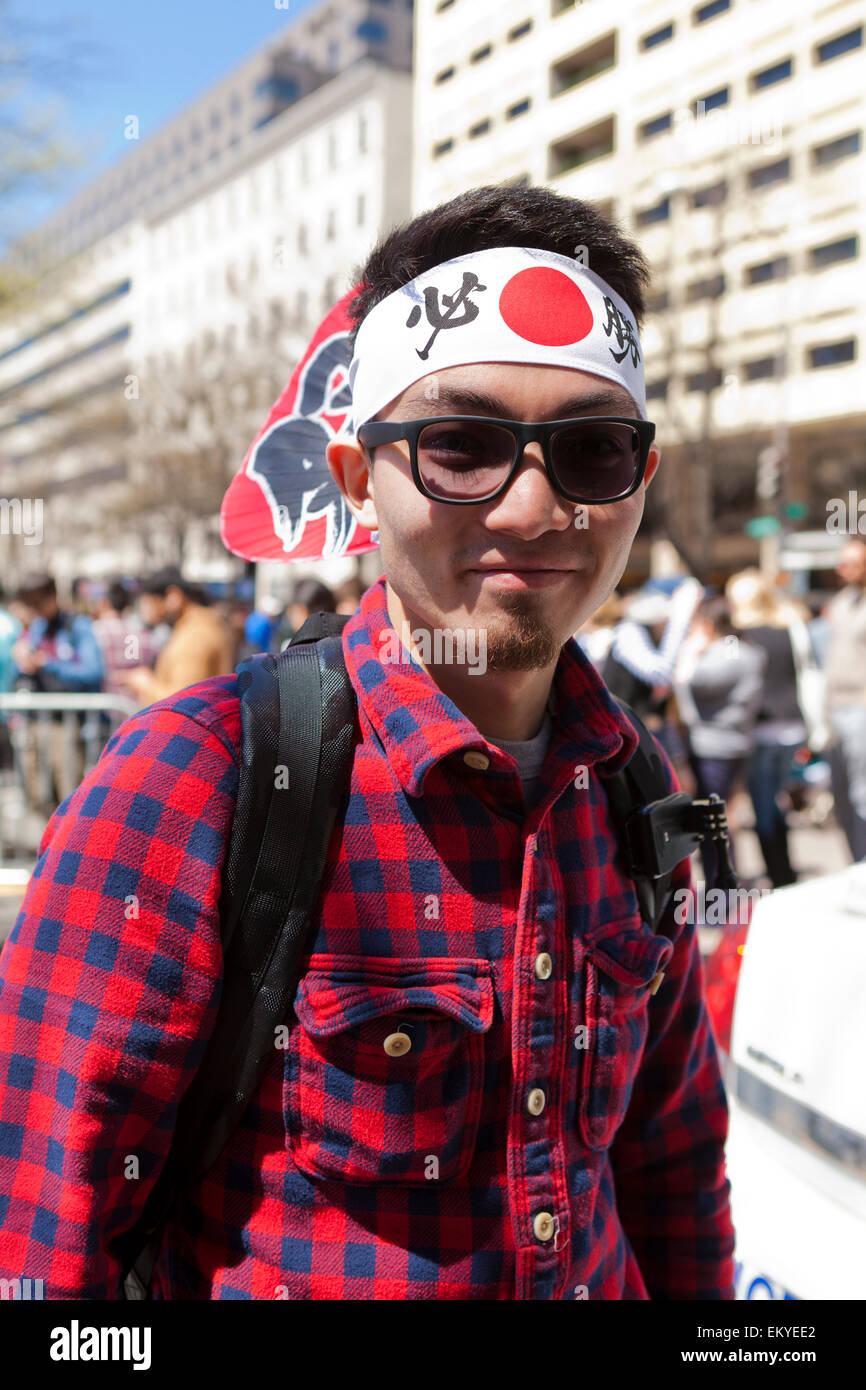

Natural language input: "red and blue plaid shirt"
[0,574,735,1300]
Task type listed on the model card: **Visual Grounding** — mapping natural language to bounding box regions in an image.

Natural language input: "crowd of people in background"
[577,539,866,888]
[1,545,864,889]
[0,568,364,819]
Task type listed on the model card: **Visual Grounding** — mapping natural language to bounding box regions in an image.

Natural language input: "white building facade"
[413,0,866,581]
[0,2,413,590]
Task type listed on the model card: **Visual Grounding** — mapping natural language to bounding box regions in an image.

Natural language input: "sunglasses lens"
[417,420,515,500]
[550,422,641,500]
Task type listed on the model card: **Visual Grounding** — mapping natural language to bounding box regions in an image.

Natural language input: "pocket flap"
[582,915,674,989]
[294,955,495,1039]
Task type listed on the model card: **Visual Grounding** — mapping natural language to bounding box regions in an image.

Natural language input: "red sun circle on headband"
[499,267,594,346]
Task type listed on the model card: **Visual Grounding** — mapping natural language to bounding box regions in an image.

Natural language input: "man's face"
[836,541,866,587]
[327,362,659,671]
[139,593,167,628]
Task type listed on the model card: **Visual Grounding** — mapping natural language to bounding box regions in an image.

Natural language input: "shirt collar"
[342,574,638,800]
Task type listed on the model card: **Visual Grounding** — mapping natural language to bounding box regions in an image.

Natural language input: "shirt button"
[533,1211,555,1243]
[534,952,553,980]
[463,750,490,771]
[527,1087,546,1116]
[383,1031,412,1056]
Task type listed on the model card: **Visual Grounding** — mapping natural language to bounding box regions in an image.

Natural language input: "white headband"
[344,245,647,434]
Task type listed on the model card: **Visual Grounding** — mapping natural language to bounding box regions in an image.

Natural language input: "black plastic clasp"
[626,792,738,891]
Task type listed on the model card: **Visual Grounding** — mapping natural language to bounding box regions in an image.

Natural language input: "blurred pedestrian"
[118,568,234,706]
[674,596,766,888]
[237,610,275,662]
[277,577,336,650]
[92,580,162,700]
[0,582,22,772]
[334,577,364,617]
[11,572,103,814]
[823,540,866,862]
[726,569,812,888]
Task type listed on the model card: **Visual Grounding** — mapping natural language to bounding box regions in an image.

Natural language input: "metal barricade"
[0,692,139,865]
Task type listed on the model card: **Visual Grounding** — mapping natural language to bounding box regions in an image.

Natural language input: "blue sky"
[5,0,319,243]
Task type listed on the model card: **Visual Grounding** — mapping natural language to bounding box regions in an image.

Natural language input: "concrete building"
[0,1,413,589]
[413,0,866,583]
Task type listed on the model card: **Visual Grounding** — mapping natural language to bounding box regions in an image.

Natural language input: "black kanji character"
[405,271,488,360]
[601,296,641,368]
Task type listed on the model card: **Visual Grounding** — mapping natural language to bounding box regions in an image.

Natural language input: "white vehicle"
[722,861,866,1300]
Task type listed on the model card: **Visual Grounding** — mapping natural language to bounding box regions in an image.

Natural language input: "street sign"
[745,516,782,538]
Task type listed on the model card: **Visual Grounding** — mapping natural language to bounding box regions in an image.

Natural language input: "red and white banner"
[220,284,379,564]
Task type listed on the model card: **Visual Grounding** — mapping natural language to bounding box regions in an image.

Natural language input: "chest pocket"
[577,915,675,1152]
[285,954,495,1185]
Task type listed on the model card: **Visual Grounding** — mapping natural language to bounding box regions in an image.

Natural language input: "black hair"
[107,580,130,614]
[292,578,336,613]
[140,567,208,606]
[698,595,736,638]
[347,183,650,352]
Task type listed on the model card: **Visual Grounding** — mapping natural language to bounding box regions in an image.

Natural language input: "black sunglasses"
[356,415,656,506]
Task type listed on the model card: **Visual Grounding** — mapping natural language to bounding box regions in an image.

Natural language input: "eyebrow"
[399,384,637,419]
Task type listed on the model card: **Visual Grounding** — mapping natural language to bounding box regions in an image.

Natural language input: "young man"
[0,185,735,1300]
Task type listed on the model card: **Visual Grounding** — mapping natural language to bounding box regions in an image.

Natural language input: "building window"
[470,44,492,63]
[328,131,337,168]
[751,58,792,90]
[507,98,531,119]
[325,209,336,240]
[323,277,336,309]
[646,290,670,314]
[508,20,533,40]
[693,0,730,23]
[356,18,387,41]
[809,339,856,368]
[692,179,727,208]
[744,355,784,381]
[816,27,862,64]
[357,192,366,225]
[686,272,725,301]
[301,149,309,182]
[469,118,491,138]
[748,156,791,189]
[646,378,669,399]
[435,66,456,83]
[812,131,861,167]
[433,137,454,157]
[641,22,674,50]
[548,116,615,176]
[686,367,724,391]
[358,115,368,153]
[636,197,670,225]
[746,255,789,285]
[639,111,672,139]
[298,224,308,254]
[552,34,617,95]
[809,235,858,269]
[694,87,729,113]
[297,289,307,320]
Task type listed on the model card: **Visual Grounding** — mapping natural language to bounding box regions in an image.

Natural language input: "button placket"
[511,831,570,1296]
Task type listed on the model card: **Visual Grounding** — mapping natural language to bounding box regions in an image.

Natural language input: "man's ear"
[325,438,379,532]
[644,443,661,490]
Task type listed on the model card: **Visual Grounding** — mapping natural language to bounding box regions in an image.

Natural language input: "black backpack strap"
[117,612,356,1298]
[602,700,678,935]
